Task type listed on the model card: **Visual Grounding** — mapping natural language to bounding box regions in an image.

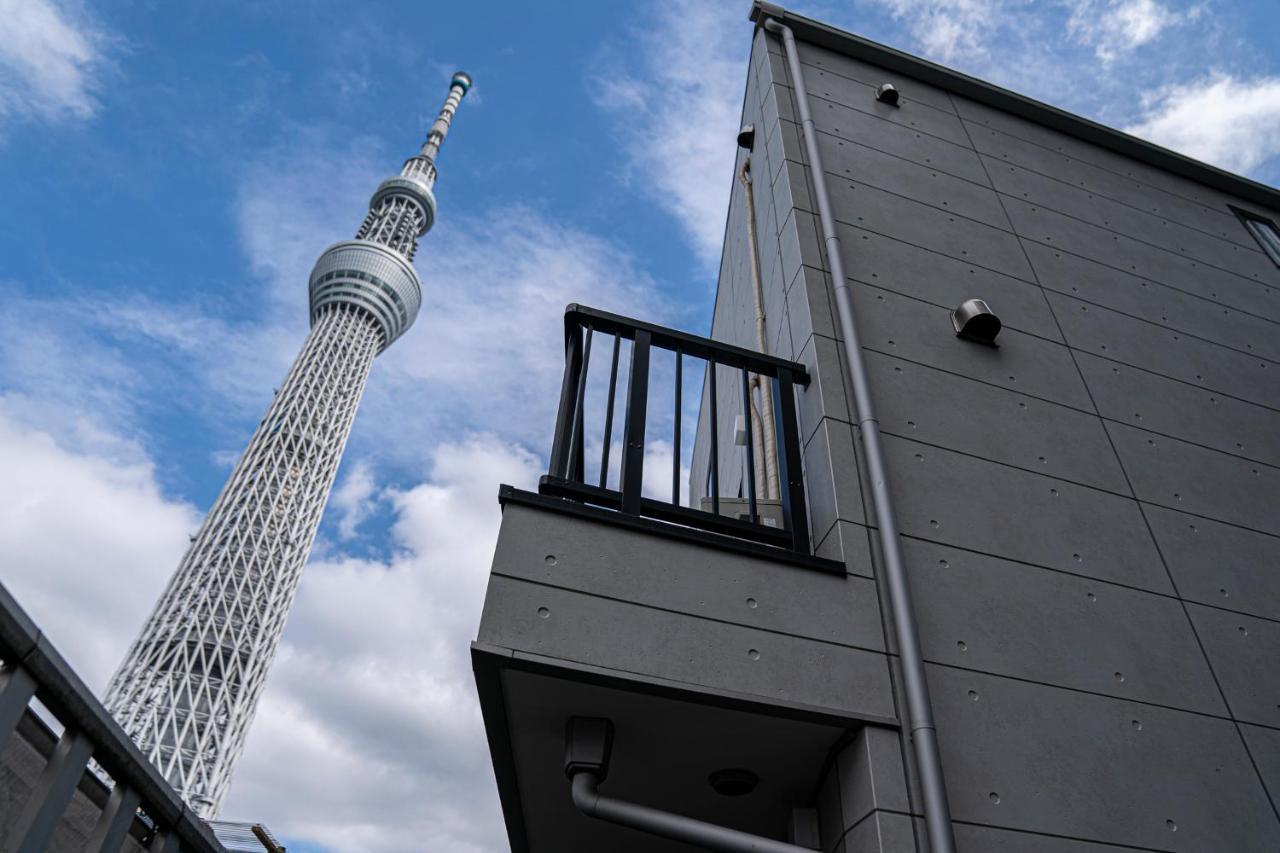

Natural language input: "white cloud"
[0,383,535,851]
[1068,0,1186,62]
[837,0,1231,133]
[95,297,298,426]
[0,128,684,850]
[862,0,1193,69]
[0,290,153,460]
[1125,72,1280,174]
[0,0,108,123]
[592,0,746,264]
[0,403,197,692]
[330,460,379,541]
[222,436,541,852]
[0,283,294,458]
[228,131,678,469]
[368,206,673,466]
[867,0,1002,62]
[176,120,694,846]
[235,133,387,321]
[640,439,693,506]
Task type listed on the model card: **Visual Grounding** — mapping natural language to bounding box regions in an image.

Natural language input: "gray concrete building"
[474,4,1280,852]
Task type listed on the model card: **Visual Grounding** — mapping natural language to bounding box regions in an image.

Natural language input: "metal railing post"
[569,327,594,482]
[85,784,143,853]
[740,368,758,523]
[618,330,651,514]
[149,829,180,853]
[549,323,585,480]
[0,581,228,853]
[672,351,682,506]
[0,664,37,752]
[708,362,720,516]
[599,335,622,488]
[772,370,810,553]
[6,728,95,853]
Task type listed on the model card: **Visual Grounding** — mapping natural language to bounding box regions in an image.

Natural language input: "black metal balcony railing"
[0,581,226,853]
[543,305,812,554]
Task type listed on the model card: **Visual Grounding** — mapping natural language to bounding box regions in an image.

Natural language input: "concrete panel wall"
[696,23,1280,853]
[478,503,896,722]
[815,726,914,853]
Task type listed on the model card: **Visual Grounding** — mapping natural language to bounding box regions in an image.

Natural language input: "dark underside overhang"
[471,492,898,852]
[473,644,861,853]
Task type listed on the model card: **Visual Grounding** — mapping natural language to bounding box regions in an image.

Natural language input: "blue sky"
[1,0,1279,850]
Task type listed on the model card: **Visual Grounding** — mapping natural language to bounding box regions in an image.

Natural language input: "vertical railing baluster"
[86,783,142,853]
[8,728,95,853]
[569,327,594,483]
[549,324,584,480]
[547,307,815,552]
[598,335,621,489]
[672,350,682,506]
[708,361,720,517]
[149,829,180,853]
[0,664,36,754]
[619,330,651,514]
[773,369,810,553]
[0,579,233,853]
[741,367,758,524]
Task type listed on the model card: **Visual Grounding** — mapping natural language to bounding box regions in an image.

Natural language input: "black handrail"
[544,304,813,554]
[0,581,226,853]
[561,305,810,376]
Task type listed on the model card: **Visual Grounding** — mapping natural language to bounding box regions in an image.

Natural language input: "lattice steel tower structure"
[103,72,473,818]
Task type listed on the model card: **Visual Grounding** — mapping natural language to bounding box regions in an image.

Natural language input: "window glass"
[1240,212,1280,267]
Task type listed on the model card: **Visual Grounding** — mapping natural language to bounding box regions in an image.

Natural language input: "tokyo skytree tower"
[104,72,473,818]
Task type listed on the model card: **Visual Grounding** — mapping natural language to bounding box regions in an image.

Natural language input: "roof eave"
[749,1,1280,213]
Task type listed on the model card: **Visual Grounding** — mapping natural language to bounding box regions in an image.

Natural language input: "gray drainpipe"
[762,17,959,853]
[571,773,814,853]
[565,717,815,852]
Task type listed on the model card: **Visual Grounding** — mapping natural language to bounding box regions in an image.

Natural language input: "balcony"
[473,307,895,852]
[525,303,833,564]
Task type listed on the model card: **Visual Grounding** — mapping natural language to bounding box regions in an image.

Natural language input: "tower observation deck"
[103,72,473,818]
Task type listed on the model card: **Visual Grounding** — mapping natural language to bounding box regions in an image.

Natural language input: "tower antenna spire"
[419,71,472,176]
[104,72,473,818]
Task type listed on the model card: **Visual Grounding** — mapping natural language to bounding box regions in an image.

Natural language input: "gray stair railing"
[0,580,225,853]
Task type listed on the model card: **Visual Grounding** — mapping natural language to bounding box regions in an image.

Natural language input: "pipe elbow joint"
[570,771,601,815]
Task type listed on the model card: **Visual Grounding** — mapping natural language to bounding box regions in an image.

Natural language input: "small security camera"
[876,83,900,106]
[737,124,756,150]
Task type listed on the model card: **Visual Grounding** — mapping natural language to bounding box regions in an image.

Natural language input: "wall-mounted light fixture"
[709,768,760,797]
